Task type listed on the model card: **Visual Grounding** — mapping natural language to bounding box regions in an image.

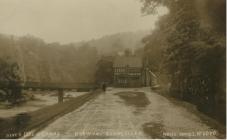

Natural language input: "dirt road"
[32,88,224,139]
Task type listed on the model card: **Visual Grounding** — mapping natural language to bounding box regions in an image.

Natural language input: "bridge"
[0,81,98,102]
[22,82,97,91]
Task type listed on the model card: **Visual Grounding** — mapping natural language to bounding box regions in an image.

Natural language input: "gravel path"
[32,88,223,139]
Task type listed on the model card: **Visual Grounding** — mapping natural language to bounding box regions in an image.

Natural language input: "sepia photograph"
[0,0,226,139]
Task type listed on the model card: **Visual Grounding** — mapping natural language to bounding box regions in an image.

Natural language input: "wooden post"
[58,89,64,103]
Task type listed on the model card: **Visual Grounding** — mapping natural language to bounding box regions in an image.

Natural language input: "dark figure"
[102,83,106,92]
[8,81,22,105]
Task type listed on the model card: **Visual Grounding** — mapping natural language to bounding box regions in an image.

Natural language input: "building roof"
[113,56,142,68]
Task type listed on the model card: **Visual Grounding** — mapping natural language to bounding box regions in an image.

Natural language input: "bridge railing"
[0,81,97,90]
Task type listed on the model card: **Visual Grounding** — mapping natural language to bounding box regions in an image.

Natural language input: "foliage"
[0,31,146,84]
[0,58,22,104]
[141,0,226,120]
[95,56,114,85]
[0,34,99,83]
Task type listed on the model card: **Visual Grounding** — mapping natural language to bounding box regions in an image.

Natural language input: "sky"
[0,0,168,44]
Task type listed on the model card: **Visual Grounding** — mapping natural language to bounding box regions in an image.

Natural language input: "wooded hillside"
[0,31,147,84]
[141,0,226,123]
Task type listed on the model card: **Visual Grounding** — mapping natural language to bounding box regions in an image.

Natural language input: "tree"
[141,0,226,120]
[0,58,22,105]
[95,56,114,85]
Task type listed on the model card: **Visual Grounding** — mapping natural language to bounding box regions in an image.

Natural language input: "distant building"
[113,56,143,87]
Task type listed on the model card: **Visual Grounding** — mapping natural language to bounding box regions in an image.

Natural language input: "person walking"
[102,83,106,92]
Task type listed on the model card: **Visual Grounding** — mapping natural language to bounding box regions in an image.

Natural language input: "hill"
[0,30,148,83]
[74,30,149,55]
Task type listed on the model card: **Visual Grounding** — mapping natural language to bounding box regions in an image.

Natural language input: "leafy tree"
[95,56,114,85]
[0,58,22,105]
[141,0,226,120]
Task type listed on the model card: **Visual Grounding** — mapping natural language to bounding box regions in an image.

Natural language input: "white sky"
[0,0,167,43]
